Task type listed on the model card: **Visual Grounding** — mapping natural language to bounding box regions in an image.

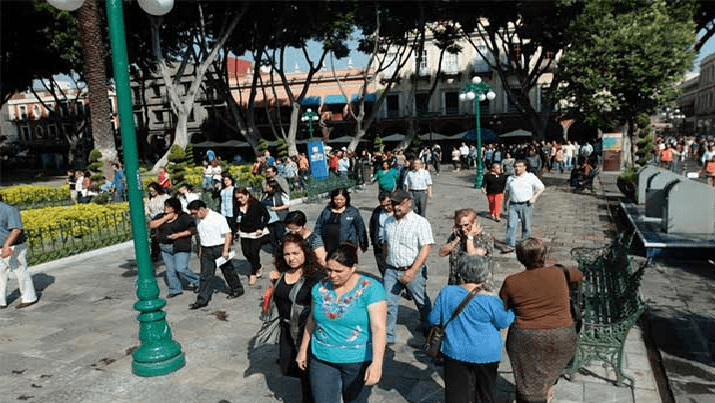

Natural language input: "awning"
[324,94,348,105]
[300,96,321,106]
[351,93,377,103]
[458,128,498,142]
[500,129,532,138]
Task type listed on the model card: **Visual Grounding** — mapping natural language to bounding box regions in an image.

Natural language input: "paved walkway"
[0,168,662,402]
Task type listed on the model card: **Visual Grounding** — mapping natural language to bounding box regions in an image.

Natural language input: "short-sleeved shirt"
[155,212,196,252]
[506,172,544,203]
[429,287,514,363]
[311,275,386,363]
[385,212,434,267]
[405,169,432,191]
[0,202,25,245]
[196,210,231,247]
[374,168,399,190]
[220,186,234,218]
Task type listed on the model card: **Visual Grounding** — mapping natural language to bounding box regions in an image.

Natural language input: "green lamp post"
[460,76,496,189]
[48,0,185,377]
[301,108,320,139]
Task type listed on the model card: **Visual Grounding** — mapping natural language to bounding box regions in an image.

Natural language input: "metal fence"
[25,211,135,266]
[22,174,359,266]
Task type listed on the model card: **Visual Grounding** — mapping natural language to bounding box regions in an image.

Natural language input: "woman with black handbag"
[428,254,514,403]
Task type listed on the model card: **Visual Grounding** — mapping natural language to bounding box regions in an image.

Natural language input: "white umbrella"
[501,129,532,138]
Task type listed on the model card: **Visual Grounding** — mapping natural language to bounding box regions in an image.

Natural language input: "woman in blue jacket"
[429,253,514,403]
[314,188,369,255]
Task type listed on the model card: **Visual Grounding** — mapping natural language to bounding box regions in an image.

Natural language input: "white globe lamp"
[138,0,174,16]
[47,0,85,11]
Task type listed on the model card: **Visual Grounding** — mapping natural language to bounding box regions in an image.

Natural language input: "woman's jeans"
[159,244,200,294]
[309,356,372,403]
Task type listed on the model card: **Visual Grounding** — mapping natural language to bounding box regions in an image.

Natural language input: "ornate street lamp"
[48,0,185,377]
[460,76,496,188]
[301,108,320,139]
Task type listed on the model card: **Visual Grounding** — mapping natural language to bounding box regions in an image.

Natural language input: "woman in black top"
[481,163,508,222]
[149,197,200,298]
[268,233,323,403]
[313,188,368,255]
[234,187,270,285]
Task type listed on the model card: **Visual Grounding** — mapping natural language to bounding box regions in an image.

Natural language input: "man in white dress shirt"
[502,160,544,254]
[187,200,244,309]
[404,159,432,217]
[383,190,434,343]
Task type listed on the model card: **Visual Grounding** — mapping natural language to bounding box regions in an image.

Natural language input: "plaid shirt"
[385,212,434,267]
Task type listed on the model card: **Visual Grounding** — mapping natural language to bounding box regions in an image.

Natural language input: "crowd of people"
[128,140,593,403]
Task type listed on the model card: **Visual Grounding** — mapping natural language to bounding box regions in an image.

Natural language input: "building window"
[49,124,57,138]
[415,49,428,73]
[384,51,399,77]
[36,126,44,139]
[134,113,144,127]
[33,105,41,119]
[540,86,552,112]
[133,87,141,101]
[151,85,161,98]
[474,44,490,72]
[414,93,430,114]
[153,111,164,123]
[60,101,69,117]
[386,94,400,118]
[188,108,195,122]
[21,126,30,141]
[507,88,523,113]
[19,105,27,120]
[444,91,459,115]
[509,43,522,62]
[443,53,459,74]
[183,82,191,95]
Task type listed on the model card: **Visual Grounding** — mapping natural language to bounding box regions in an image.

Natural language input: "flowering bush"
[0,185,70,207]
[22,203,130,238]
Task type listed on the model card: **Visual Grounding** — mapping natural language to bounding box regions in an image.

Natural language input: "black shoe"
[166,292,183,299]
[226,289,245,299]
[189,301,208,310]
[185,284,199,293]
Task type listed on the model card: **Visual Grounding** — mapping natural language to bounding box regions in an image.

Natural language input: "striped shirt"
[385,212,434,267]
[405,169,432,191]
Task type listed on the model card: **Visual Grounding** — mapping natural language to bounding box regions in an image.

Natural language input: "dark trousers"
[240,236,263,274]
[267,222,286,252]
[373,247,386,277]
[197,245,243,304]
[444,356,499,403]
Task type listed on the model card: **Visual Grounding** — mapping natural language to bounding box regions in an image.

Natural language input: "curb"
[28,241,135,274]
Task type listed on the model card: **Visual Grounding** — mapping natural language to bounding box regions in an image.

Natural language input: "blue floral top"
[311,275,385,363]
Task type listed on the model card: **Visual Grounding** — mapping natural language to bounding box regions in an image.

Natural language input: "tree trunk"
[78,0,117,178]
[287,104,300,157]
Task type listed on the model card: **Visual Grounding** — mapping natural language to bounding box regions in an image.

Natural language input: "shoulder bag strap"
[442,286,480,330]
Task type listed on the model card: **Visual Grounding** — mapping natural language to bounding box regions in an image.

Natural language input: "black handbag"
[424,286,480,358]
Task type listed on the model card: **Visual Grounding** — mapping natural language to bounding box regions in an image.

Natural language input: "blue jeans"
[309,356,371,403]
[383,265,431,343]
[159,244,200,294]
[506,202,532,248]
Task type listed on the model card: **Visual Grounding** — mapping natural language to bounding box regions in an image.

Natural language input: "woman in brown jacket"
[499,237,583,403]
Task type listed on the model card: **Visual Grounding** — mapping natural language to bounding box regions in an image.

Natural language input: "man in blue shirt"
[0,196,37,309]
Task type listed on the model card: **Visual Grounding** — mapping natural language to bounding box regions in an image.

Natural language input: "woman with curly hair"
[267,233,324,403]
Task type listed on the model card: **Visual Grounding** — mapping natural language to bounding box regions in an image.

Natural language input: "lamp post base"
[132,350,185,377]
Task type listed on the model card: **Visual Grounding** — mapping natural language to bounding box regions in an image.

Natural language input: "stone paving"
[0,168,663,403]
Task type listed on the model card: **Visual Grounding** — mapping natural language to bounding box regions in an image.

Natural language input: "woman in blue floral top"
[297,243,386,403]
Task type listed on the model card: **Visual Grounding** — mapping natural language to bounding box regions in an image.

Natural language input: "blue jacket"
[314,205,369,251]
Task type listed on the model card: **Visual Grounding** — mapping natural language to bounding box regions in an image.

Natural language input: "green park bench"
[564,241,648,388]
